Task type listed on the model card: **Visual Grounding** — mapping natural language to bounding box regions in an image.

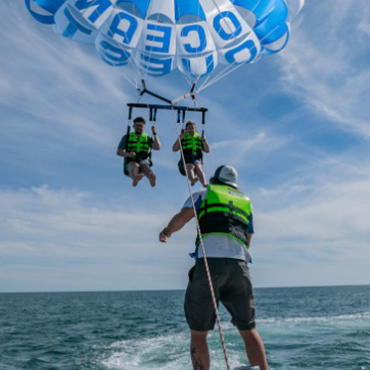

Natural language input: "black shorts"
[184,258,256,332]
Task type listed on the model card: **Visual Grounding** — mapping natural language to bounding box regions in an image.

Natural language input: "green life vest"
[126,132,151,162]
[181,132,203,161]
[197,184,252,247]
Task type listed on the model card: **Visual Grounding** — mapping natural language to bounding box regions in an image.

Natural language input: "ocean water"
[0,285,369,370]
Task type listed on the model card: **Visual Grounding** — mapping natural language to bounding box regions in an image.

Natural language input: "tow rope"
[171,108,231,370]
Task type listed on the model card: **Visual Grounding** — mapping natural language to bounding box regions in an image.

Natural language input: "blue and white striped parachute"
[25,0,304,91]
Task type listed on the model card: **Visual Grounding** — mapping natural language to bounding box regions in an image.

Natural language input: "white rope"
[141,0,166,82]
[200,21,282,92]
[198,0,269,92]
[171,108,231,370]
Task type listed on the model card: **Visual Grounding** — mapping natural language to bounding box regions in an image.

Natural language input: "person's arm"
[246,212,254,247]
[172,132,184,152]
[117,148,136,158]
[116,136,136,158]
[201,132,210,153]
[151,126,161,150]
[159,207,195,242]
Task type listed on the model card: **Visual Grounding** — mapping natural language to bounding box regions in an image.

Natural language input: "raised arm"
[173,132,184,152]
[151,126,161,150]
[159,207,195,242]
[201,131,210,153]
[172,138,181,152]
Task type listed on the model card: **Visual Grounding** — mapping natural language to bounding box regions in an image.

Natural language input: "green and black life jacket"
[181,132,203,162]
[126,132,151,162]
[197,184,252,247]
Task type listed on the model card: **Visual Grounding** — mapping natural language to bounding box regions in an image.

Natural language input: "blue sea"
[0,285,369,370]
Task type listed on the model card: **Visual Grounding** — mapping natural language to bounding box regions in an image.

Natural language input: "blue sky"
[0,0,369,293]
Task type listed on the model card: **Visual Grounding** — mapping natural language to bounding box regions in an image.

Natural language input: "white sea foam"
[101,332,248,370]
[257,311,370,325]
[99,312,370,369]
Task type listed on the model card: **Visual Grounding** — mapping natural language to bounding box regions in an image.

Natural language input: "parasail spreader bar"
[127,103,208,124]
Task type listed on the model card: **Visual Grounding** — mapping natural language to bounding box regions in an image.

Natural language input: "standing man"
[117,117,161,187]
[159,165,268,370]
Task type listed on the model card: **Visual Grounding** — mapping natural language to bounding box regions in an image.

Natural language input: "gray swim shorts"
[184,258,256,332]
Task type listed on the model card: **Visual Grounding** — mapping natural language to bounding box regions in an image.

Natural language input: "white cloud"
[0,1,133,148]
[279,0,370,138]
[1,0,370,292]
[210,131,287,168]
[0,185,197,292]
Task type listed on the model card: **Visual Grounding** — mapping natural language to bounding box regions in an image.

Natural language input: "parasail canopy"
[25,0,304,96]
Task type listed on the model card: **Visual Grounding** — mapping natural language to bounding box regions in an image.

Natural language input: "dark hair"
[185,120,196,128]
[133,117,146,125]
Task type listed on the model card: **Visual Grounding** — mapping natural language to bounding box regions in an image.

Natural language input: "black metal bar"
[177,110,181,123]
[149,108,153,122]
[138,79,173,105]
[141,79,147,91]
[202,111,206,125]
[128,106,133,121]
[182,110,186,123]
[127,103,208,114]
[141,89,172,104]
[153,109,157,122]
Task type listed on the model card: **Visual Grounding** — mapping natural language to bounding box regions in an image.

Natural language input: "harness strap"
[198,202,250,220]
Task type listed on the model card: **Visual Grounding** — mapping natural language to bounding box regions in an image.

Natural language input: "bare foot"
[191,177,199,186]
[148,172,156,187]
[133,173,144,187]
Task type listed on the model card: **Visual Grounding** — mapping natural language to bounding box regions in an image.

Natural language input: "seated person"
[173,120,210,187]
[117,117,161,187]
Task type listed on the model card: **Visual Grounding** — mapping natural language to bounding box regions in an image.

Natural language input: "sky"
[0,0,369,293]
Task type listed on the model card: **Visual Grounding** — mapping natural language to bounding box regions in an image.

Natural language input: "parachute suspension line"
[198,0,266,92]
[195,0,238,90]
[81,0,137,89]
[174,2,193,88]
[200,22,282,92]
[192,0,210,87]
[141,0,166,82]
[116,67,140,91]
[170,108,232,370]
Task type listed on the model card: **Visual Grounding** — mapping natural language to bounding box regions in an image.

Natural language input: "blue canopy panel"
[174,0,206,23]
[95,7,145,66]
[95,32,132,66]
[232,0,277,26]
[116,0,151,19]
[177,22,218,79]
[24,0,66,24]
[231,0,289,54]
[54,0,116,43]
[198,0,261,66]
[133,0,177,77]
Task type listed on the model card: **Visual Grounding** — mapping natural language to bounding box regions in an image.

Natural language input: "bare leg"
[128,162,143,187]
[190,330,209,370]
[186,164,198,186]
[140,163,156,187]
[194,164,207,187]
[239,329,268,370]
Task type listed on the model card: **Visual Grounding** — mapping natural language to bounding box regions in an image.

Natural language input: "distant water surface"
[0,285,369,370]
